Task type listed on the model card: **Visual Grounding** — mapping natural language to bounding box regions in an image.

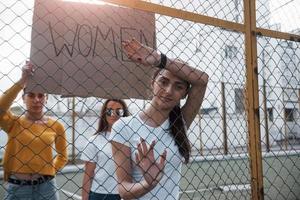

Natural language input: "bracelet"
[156,53,167,69]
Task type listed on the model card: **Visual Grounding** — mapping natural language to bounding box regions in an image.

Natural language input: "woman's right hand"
[135,138,167,187]
[122,38,161,66]
[19,61,34,86]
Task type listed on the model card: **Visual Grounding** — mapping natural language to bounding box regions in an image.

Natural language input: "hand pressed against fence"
[135,138,167,186]
[110,38,209,200]
[122,39,161,66]
[0,61,68,200]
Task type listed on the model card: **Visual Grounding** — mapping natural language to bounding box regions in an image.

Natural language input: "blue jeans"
[89,191,121,200]
[4,179,59,200]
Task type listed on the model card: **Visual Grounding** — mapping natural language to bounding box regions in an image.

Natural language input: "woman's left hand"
[122,38,160,66]
[135,138,167,187]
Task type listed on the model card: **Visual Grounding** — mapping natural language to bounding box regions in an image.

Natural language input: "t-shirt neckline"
[136,112,169,129]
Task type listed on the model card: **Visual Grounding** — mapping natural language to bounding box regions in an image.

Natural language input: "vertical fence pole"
[221,82,228,155]
[71,97,76,163]
[299,89,300,136]
[244,0,264,199]
[198,114,204,156]
[262,79,270,152]
[282,91,288,149]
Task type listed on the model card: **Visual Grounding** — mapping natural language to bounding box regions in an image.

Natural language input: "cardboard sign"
[27,0,156,99]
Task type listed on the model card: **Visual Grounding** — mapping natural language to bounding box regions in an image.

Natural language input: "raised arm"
[166,58,209,128]
[0,61,33,112]
[122,39,209,127]
[0,61,34,131]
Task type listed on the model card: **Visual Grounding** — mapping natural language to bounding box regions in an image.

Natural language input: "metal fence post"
[262,79,270,152]
[72,97,76,163]
[221,82,228,155]
[244,0,264,199]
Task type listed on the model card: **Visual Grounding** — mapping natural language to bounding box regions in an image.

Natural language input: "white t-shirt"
[110,114,183,200]
[81,132,119,194]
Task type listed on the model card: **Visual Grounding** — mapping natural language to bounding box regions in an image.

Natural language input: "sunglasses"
[105,108,125,117]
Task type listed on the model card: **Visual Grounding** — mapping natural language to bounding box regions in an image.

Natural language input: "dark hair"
[22,88,48,98]
[169,105,191,163]
[96,99,130,134]
[153,69,191,163]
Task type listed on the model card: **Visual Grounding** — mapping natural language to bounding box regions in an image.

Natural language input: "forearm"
[82,174,92,200]
[119,180,155,200]
[54,128,68,171]
[164,58,209,86]
[53,153,68,171]
[53,140,68,171]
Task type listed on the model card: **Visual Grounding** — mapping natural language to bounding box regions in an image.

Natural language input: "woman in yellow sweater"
[0,62,68,199]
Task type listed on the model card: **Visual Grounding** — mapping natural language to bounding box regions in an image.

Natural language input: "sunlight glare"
[63,0,107,5]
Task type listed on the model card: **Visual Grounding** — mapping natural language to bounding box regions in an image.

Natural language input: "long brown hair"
[96,99,130,134]
[152,69,191,163]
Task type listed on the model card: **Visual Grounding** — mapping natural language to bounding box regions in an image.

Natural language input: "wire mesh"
[0,0,299,199]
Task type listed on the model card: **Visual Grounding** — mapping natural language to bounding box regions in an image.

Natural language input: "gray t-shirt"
[110,113,183,200]
[81,132,119,194]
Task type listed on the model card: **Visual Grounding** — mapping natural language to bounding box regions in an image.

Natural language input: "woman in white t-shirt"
[110,38,209,200]
[81,99,130,200]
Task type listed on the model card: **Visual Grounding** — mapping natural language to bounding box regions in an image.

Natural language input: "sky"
[269,0,300,32]
[0,0,299,92]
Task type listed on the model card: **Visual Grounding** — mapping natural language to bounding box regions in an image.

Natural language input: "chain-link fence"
[0,0,299,199]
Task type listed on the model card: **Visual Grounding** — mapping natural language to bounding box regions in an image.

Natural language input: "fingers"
[122,38,140,48]
[159,149,167,170]
[135,138,154,162]
[135,139,167,185]
[130,38,141,49]
[122,38,142,62]
[148,140,155,159]
[23,61,34,75]
[135,151,140,164]
[136,138,166,165]
[122,41,135,60]
[136,140,143,162]
[140,138,148,155]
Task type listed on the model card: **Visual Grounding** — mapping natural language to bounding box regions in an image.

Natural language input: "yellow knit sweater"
[0,83,68,181]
